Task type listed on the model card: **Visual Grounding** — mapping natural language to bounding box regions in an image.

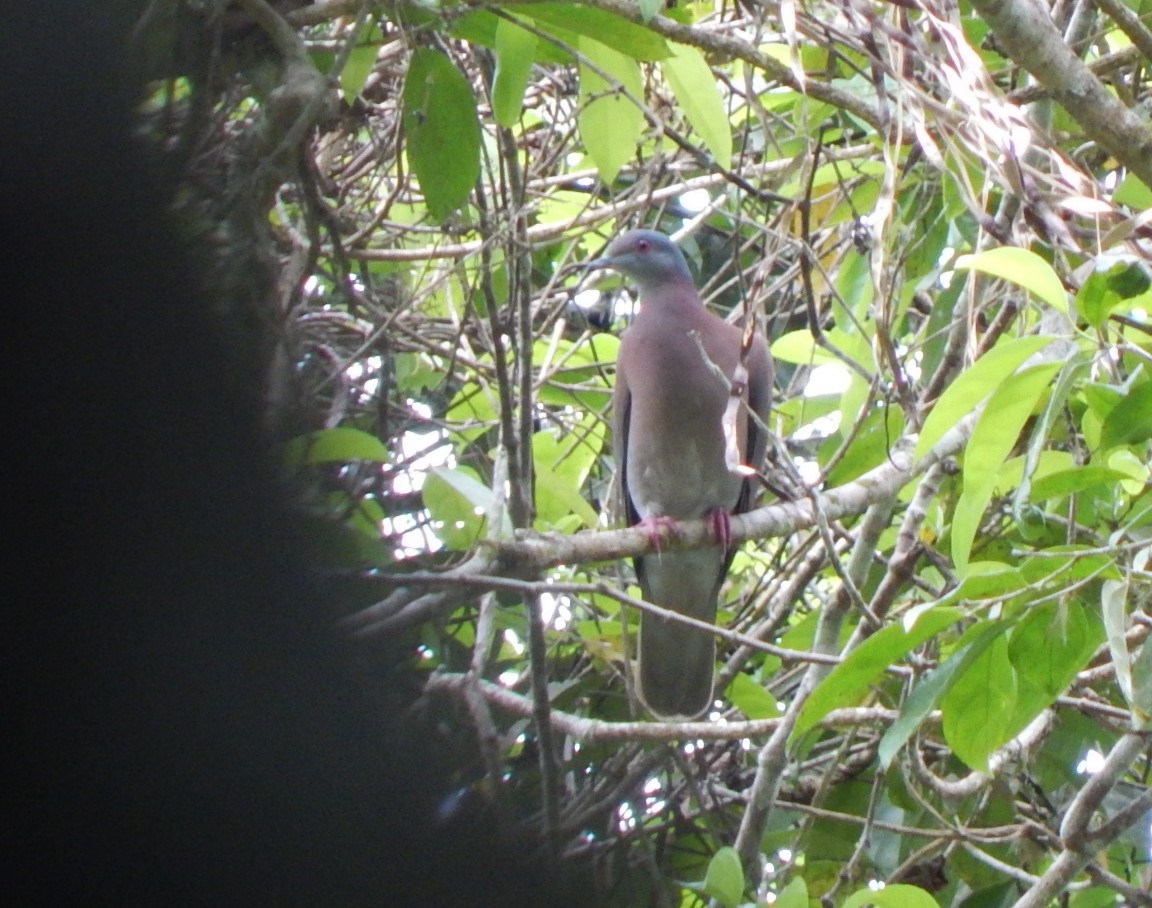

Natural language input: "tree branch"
[426,670,903,743]
[1012,730,1152,908]
[967,0,1152,187]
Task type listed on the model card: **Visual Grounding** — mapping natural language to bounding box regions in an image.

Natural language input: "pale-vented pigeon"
[590,230,773,719]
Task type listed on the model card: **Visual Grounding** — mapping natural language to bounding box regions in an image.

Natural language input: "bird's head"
[586,229,694,291]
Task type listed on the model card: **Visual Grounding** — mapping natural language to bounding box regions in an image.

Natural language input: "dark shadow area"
[1,5,580,905]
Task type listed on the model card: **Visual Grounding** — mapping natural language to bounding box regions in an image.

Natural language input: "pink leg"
[633,515,678,553]
[708,509,732,552]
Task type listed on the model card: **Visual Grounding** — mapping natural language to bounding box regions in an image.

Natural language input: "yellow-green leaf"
[1113,172,1152,209]
[915,335,1054,461]
[774,877,809,908]
[964,363,1060,480]
[283,427,390,466]
[950,474,994,576]
[702,847,744,908]
[727,673,781,720]
[661,43,731,169]
[577,38,644,183]
[530,4,671,60]
[770,329,839,365]
[843,883,941,907]
[771,326,870,367]
[953,246,1068,312]
[423,466,497,550]
[340,42,378,102]
[532,415,605,530]
[492,17,537,127]
[951,362,1060,571]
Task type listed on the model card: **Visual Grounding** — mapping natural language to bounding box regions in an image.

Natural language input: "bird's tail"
[634,547,725,719]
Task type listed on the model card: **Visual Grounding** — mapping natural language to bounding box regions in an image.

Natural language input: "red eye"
[636,239,651,253]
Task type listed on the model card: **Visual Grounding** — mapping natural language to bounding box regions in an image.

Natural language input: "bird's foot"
[708,509,732,552]
[634,515,679,553]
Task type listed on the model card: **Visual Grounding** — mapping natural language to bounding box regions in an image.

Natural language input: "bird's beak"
[582,257,621,290]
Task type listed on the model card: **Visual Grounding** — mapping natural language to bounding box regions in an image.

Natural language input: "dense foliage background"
[135,0,1151,904]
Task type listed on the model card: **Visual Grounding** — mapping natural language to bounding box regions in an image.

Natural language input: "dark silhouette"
[1,5,572,905]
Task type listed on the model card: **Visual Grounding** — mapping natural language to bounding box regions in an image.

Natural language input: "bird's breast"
[617,311,750,519]
[627,439,742,520]
[624,369,741,519]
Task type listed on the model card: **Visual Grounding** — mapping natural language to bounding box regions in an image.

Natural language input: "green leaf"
[1007,602,1100,732]
[661,43,731,169]
[492,17,537,127]
[1132,636,1152,728]
[1009,355,1084,520]
[824,405,905,487]
[1107,448,1148,495]
[577,39,644,183]
[393,352,445,394]
[340,41,377,102]
[941,635,1016,771]
[1017,546,1120,588]
[535,468,599,529]
[965,362,1061,478]
[949,475,994,576]
[792,608,962,741]
[283,427,390,466]
[452,11,570,65]
[298,500,392,569]
[951,362,1061,571]
[533,332,619,387]
[349,496,386,538]
[426,467,497,511]
[1081,381,1125,421]
[1071,887,1133,908]
[402,48,481,221]
[1102,578,1134,709]
[837,248,874,320]
[532,414,605,530]
[934,561,1028,608]
[878,621,1005,769]
[771,326,871,369]
[915,335,1054,461]
[1113,173,1152,209]
[1029,466,1134,501]
[770,329,841,365]
[1075,256,1152,327]
[727,672,782,719]
[774,876,809,908]
[774,392,839,438]
[530,4,671,61]
[1000,449,1074,491]
[446,381,499,445]
[1074,270,1116,330]
[702,846,744,908]
[843,883,941,907]
[953,246,1068,312]
[1104,258,1152,297]
[423,466,502,550]
[1098,380,1152,450]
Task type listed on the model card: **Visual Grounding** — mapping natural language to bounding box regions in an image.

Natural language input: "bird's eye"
[636,239,651,253]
